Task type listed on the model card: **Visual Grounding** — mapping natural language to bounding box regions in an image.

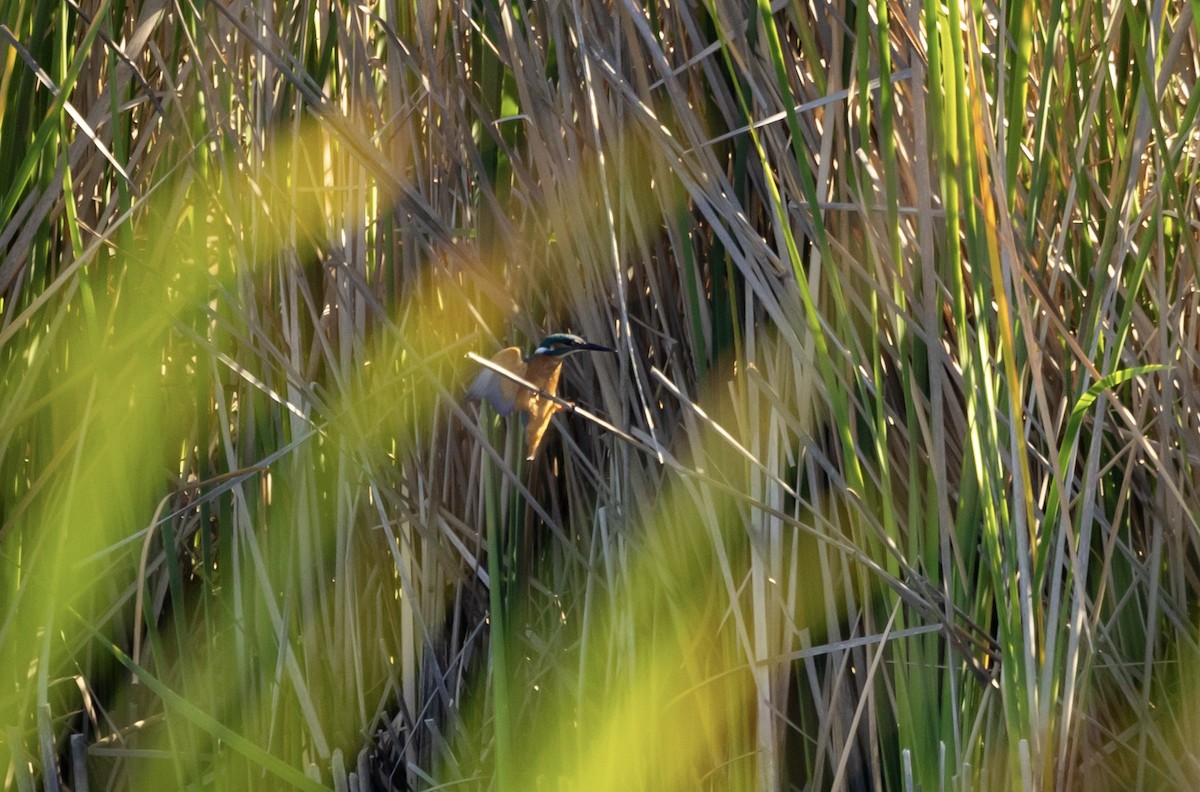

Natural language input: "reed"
[1,2,1197,790]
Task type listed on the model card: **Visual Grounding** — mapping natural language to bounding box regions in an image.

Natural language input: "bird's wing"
[466,347,525,416]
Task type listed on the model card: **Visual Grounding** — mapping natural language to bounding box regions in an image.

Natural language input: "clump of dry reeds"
[2,2,1199,791]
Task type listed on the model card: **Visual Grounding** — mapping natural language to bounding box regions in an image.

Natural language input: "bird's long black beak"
[579,342,615,353]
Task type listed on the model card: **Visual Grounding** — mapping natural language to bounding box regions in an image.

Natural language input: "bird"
[467,332,614,460]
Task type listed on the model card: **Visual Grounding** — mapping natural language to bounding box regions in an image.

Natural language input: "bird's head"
[530,333,615,359]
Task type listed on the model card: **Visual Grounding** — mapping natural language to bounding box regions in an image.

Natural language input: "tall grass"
[1,1,1198,790]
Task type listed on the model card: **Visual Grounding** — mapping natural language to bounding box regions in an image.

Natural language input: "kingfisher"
[467,333,614,460]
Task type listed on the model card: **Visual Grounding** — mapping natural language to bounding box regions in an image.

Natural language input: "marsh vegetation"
[1,1,1199,790]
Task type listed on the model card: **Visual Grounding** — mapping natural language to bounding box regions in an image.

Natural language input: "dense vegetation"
[2,1,1198,790]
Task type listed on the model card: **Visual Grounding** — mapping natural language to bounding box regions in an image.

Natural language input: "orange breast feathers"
[466,348,567,460]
